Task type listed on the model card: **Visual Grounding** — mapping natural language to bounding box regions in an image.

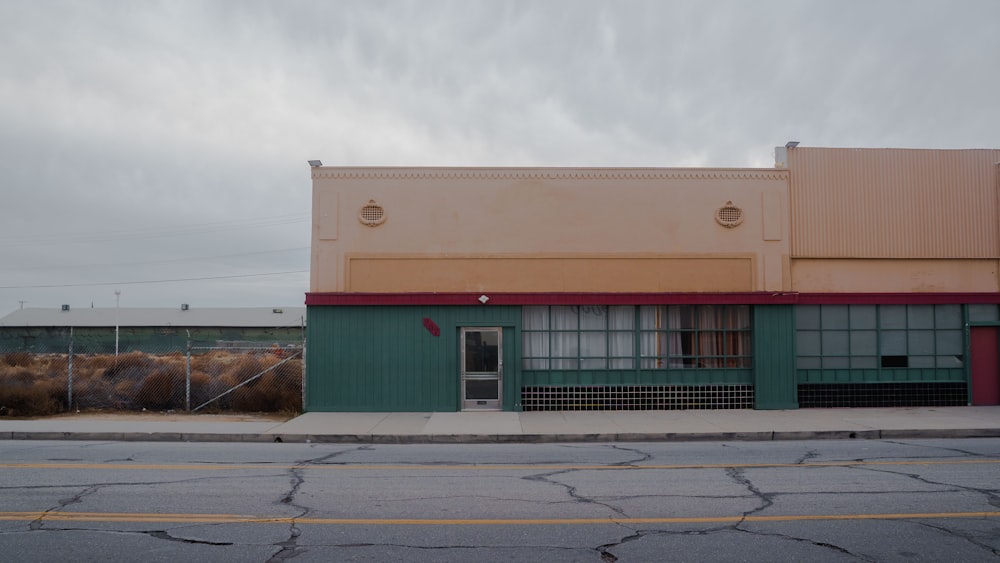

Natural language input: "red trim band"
[305,292,1000,306]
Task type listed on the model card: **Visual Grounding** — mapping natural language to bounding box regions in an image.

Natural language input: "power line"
[0,270,309,289]
[11,247,310,272]
[0,214,310,247]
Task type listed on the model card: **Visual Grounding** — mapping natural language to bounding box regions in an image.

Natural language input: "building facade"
[305,146,1000,412]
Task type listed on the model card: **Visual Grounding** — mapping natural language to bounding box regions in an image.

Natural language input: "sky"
[1,0,998,315]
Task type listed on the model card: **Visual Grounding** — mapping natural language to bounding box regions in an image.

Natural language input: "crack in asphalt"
[29,485,101,530]
[103,456,137,463]
[596,527,645,562]
[725,468,878,561]
[853,464,1000,509]
[267,448,357,563]
[726,467,774,518]
[733,526,880,562]
[267,466,308,562]
[145,529,234,546]
[881,440,995,458]
[9,526,235,546]
[605,444,653,466]
[184,445,372,466]
[1,473,288,493]
[597,524,740,561]
[915,519,1000,557]
[795,449,820,465]
[521,469,629,517]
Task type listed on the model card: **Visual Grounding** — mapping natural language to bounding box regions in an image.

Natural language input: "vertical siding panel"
[753,305,798,409]
[309,304,660,411]
[790,148,1000,258]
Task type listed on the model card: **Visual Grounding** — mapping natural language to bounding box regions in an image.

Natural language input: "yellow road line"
[1,511,998,525]
[1,459,999,471]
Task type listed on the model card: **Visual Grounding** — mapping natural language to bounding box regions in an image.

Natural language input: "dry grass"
[0,350,302,417]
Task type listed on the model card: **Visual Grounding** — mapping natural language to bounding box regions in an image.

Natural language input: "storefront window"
[796,304,963,369]
[522,305,751,370]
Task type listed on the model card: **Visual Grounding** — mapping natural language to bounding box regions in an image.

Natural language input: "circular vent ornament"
[358,199,386,227]
[715,201,744,228]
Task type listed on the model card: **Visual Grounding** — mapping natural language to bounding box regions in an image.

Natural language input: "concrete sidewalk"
[2,406,1000,443]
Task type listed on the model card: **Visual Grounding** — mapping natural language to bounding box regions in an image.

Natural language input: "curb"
[3,428,1000,443]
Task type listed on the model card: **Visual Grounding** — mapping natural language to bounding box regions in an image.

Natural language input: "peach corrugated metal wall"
[789,148,1000,258]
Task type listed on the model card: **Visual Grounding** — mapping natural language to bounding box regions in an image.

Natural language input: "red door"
[970,327,1000,405]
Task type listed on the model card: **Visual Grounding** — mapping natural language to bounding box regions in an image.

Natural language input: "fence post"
[67,327,74,411]
[301,316,306,413]
[185,330,191,411]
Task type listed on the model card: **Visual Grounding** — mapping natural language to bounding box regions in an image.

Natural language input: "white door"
[460,327,502,410]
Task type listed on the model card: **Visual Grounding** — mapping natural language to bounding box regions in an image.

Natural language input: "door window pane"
[465,379,498,400]
[465,331,498,373]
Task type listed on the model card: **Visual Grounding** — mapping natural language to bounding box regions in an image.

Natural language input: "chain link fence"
[0,329,304,417]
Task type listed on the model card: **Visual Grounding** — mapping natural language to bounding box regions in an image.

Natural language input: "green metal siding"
[306,306,521,412]
[753,305,798,409]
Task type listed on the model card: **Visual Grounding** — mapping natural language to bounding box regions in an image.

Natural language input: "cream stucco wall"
[785,147,1000,294]
[791,259,1000,293]
[310,167,791,294]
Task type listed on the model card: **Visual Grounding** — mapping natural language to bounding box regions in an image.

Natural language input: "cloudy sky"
[1,0,998,314]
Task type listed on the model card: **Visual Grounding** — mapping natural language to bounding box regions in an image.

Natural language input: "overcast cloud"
[1,0,998,314]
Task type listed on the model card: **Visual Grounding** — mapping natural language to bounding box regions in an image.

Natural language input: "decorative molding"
[312,167,788,181]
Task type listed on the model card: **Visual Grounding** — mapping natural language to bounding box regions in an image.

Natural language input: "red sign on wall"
[422,317,441,337]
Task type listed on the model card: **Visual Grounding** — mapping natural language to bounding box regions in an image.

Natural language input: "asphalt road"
[1,439,998,562]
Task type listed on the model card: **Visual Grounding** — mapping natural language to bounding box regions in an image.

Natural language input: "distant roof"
[0,307,306,328]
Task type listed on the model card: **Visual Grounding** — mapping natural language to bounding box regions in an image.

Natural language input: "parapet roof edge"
[311,166,788,181]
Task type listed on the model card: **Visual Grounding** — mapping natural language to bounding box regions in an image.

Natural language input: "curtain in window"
[608,306,634,369]
[579,307,607,369]
[550,306,578,369]
[692,305,750,368]
[522,306,548,369]
[640,306,683,368]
